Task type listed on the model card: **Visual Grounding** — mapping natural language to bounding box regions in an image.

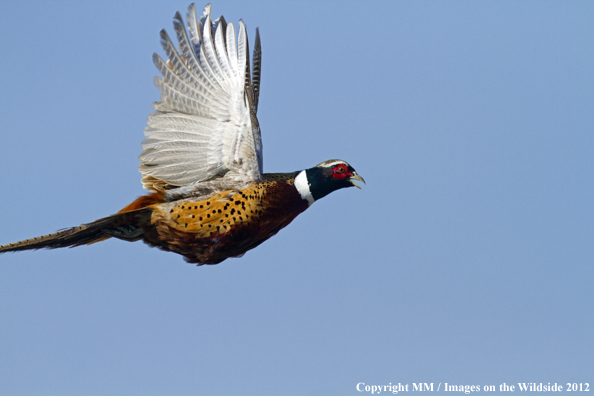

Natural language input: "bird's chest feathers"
[152,180,308,239]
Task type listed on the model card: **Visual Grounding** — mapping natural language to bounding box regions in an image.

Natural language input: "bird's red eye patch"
[332,164,351,179]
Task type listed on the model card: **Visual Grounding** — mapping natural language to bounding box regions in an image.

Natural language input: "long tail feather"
[0,209,152,254]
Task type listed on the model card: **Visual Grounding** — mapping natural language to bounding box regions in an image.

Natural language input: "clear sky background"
[0,1,593,395]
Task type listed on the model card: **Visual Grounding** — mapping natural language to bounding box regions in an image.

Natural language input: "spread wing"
[139,4,263,191]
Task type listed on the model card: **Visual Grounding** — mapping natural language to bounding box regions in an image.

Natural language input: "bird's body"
[146,173,307,263]
[0,4,364,265]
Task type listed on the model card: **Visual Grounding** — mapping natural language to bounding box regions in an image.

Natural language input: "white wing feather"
[139,3,263,191]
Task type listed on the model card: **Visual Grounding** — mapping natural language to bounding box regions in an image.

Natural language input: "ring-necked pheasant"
[0,4,364,265]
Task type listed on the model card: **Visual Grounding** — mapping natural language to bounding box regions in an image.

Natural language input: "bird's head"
[294,159,365,205]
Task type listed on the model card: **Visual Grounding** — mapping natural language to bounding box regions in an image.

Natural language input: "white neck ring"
[294,170,314,206]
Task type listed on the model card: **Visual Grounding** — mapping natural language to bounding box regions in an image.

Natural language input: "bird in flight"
[0,3,364,265]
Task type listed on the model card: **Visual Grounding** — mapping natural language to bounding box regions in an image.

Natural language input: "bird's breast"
[144,180,309,264]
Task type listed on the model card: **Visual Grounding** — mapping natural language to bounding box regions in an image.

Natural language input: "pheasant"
[0,4,364,265]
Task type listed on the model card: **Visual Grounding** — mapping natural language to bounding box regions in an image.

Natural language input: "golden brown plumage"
[143,178,309,264]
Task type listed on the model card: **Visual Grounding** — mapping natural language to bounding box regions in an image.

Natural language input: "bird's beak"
[349,173,366,189]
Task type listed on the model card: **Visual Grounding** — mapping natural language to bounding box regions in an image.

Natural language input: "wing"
[139,4,263,191]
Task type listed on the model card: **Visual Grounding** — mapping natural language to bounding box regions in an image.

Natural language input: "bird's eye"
[332,164,350,179]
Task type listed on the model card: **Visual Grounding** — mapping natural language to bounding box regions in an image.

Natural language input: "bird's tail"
[0,208,153,254]
[0,192,165,254]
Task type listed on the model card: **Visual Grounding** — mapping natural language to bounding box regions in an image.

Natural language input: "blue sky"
[0,1,593,395]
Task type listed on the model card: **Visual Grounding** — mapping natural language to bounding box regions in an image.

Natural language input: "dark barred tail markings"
[0,193,164,253]
[0,4,364,265]
[0,210,152,253]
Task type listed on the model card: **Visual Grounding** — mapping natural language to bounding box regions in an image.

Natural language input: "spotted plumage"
[0,4,364,265]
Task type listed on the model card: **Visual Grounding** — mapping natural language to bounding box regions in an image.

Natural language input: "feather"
[252,28,262,113]
[139,4,263,191]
